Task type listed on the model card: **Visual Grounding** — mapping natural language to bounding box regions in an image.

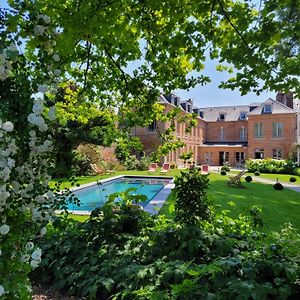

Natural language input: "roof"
[248,98,296,115]
[199,105,250,122]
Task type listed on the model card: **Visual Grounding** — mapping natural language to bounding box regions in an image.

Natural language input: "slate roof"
[198,105,250,122]
[248,98,296,115]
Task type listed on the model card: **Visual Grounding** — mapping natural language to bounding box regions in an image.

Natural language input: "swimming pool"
[67,176,173,212]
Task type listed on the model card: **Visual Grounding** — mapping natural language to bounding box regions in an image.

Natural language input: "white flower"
[30,259,40,269]
[25,242,34,251]
[32,102,44,114]
[2,121,14,132]
[52,54,60,62]
[34,25,46,36]
[0,285,5,297]
[11,180,20,192]
[0,249,2,256]
[21,254,30,262]
[7,158,15,168]
[37,84,48,94]
[0,224,10,235]
[39,123,48,132]
[40,227,47,236]
[31,248,42,261]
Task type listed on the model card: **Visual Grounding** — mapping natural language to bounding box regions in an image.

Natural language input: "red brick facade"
[133,95,298,166]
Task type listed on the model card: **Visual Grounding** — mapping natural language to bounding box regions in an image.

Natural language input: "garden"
[1,0,300,299]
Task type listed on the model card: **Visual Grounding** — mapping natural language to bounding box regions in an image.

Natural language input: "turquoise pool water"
[67,177,171,211]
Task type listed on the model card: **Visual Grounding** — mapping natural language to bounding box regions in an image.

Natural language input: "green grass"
[247,172,300,184]
[160,172,300,232]
[51,170,300,232]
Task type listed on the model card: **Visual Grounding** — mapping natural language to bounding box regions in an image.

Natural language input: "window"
[219,113,225,121]
[254,123,263,138]
[220,127,225,140]
[255,148,264,159]
[273,149,282,159]
[199,111,204,118]
[239,126,246,141]
[240,112,247,120]
[272,122,283,138]
[235,152,245,164]
[263,104,272,114]
[148,120,156,132]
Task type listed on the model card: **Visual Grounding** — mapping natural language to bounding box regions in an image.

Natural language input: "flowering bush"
[246,159,296,174]
[0,12,74,298]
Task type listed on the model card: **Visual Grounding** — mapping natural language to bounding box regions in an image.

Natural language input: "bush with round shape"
[273,182,284,190]
[254,171,260,176]
[289,177,297,182]
[221,165,230,172]
[245,175,252,182]
[220,170,227,176]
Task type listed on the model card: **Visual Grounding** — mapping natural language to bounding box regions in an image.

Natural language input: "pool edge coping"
[58,175,174,216]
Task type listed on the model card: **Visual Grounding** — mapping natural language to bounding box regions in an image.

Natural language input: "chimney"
[276,91,293,109]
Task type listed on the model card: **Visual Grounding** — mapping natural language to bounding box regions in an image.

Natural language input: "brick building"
[132,93,300,166]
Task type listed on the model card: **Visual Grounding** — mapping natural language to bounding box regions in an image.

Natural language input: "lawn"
[51,170,300,232]
[160,172,300,232]
[247,172,300,184]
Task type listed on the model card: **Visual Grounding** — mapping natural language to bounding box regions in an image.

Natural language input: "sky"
[1,0,275,108]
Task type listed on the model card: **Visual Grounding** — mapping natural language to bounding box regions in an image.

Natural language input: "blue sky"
[1,0,275,107]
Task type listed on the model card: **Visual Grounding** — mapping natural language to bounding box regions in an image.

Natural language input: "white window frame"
[240,112,247,120]
[220,127,225,140]
[240,126,246,141]
[254,123,263,138]
[272,122,283,138]
[273,149,282,160]
[264,104,272,113]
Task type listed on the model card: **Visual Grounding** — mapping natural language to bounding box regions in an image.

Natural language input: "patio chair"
[160,163,170,173]
[227,170,247,188]
[148,163,158,173]
[201,165,209,175]
[177,164,186,169]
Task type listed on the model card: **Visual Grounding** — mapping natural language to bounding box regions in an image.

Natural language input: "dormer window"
[219,113,225,121]
[264,104,272,114]
[174,97,179,106]
[240,112,247,120]
[199,111,204,118]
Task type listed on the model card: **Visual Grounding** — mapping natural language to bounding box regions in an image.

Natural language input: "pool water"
[67,177,171,211]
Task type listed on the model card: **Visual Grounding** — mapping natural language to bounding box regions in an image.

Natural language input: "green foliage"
[174,169,211,225]
[246,159,297,175]
[221,165,230,172]
[220,170,227,176]
[179,151,193,163]
[290,176,297,182]
[33,206,300,299]
[71,151,91,176]
[273,182,284,191]
[245,175,253,183]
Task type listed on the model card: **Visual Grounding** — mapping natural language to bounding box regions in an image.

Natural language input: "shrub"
[135,155,151,171]
[220,170,227,175]
[245,175,253,182]
[174,169,211,224]
[254,171,260,176]
[170,163,176,169]
[71,151,91,176]
[221,165,230,172]
[246,159,296,174]
[290,176,297,182]
[273,182,284,190]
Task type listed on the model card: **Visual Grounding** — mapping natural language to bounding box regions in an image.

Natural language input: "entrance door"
[219,151,229,165]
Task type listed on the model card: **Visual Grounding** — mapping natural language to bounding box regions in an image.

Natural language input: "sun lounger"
[201,165,209,175]
[160,163,170,173]
[227,170,247,188]
[148,163,158,173]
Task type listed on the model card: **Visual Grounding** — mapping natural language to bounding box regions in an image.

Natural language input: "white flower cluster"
[0,44,19,80]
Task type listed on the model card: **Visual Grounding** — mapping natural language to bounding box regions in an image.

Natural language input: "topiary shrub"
[273,182,284,190]
[220,170,227,175]
[221,165,230,172]
[170,164,176,169]
[290,176,297,182]
[245,175,252,182]
[254,171,260,176]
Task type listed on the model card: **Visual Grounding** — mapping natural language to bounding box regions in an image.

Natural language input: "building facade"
[133,93,299,166]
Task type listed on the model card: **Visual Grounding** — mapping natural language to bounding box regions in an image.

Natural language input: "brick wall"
[247,113,296,159]
[206,120,248,142]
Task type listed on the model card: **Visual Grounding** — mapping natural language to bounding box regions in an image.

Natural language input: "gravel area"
[32,285,81,300]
